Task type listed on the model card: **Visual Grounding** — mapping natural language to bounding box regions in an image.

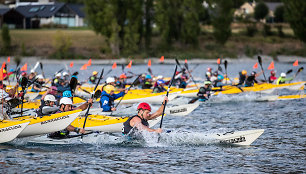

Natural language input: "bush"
[263,24,273,36]
[1,24,11,55]
[246,23,257,37]
[276,25,285,37]
[244,45,258,57]
[52,30,72,59]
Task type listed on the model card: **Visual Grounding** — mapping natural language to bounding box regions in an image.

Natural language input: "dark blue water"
[0,62,305,173]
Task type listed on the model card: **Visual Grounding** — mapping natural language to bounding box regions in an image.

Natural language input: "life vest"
[122,115,149,135]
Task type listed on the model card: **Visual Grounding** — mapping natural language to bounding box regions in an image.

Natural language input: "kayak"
[71,114,162,133]
[214,82,305,95]
[209,129,264,146]
[255,94,306,102]
[14,110,82,137]
[166,102,200,116]
[162,129,264,146]
[0,120,30,143]
[114,92,179,104]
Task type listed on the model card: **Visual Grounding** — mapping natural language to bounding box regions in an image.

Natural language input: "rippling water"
[0,62,305,173]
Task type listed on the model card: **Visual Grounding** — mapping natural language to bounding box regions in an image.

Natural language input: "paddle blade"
[224,60,228,70]
[40,62,43,70]
[188,98,199,104]
[69,77,78,94]
[257,56,262,66]
[184,62,189,70]
[148,67,153,75]
[94,90,102,99]
[298,67,304,72]
[21,77,28,89]
[121,64,125,72]
[286,69,293,74]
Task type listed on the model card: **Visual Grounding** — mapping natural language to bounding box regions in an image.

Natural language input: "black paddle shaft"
[159,65,177,129]
[83,68,104,129]
[175,59,198,89]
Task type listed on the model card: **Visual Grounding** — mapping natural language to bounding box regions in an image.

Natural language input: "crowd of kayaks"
[1,61,305,146]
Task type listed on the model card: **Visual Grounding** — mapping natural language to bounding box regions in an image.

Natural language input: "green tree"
[209,0,234,45]
[1,24,11,54]
[53,30,72,59]
[85,0,125,55]
[274,5,284,23]
[180,0,201,46]
[144,0,153,50]
[254,2,269,21]
[123,0,143,54]
[283,0,306,43]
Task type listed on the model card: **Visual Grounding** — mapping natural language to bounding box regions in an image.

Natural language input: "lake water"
[0,62,305,173]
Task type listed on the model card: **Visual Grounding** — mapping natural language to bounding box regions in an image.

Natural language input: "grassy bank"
[2,25,305,59]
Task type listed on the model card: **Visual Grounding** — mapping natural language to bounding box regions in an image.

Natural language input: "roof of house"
[0,8,10,15]
[67,4,85,18]
[15,2,65,18]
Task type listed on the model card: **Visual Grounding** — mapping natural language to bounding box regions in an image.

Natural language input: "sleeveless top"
[122,115,149,135]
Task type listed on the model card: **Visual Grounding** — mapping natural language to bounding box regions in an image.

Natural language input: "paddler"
[88,71,98,84]
[237,70,247,87]
[100,85,127,112]
[197,81,212,101]
[116,73,128,89]
[153,79,166,93]
[31,74,45,92]
[245,71,262,87]
[206,67,212,81]
[36,94,59,116]
[122,96,168,137]
[142,75,153,89]
[47,97,93,139]
[276,73,293,85]
[268,70,277,84]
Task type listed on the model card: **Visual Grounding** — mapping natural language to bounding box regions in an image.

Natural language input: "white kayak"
[15,110,82,137]
[0,120,30,143]
[165,102,200,116]
[209,129,264,146]
[117,93,179,104]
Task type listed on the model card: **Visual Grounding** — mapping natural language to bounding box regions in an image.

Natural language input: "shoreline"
[0,55,306,65]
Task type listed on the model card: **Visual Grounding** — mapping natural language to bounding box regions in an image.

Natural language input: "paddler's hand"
[163,96,168,104]
[111,107,116,111]
[79,128,86,134]
[124,89,128,94]
[87,99,93,105]
[155,128,162,133]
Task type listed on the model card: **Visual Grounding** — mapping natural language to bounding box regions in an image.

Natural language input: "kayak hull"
[15,110,82,137]
[0,121,30,143]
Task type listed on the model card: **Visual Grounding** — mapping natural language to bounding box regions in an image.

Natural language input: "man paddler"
[122,96,168,137]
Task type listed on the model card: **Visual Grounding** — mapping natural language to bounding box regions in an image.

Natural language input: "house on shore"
[0,1,86,29]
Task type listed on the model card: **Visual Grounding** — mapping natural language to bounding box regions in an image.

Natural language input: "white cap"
[30,69,35,73]
[36,74,44,79]
[55,73,61,77]
[59,97,73,105]
[280,73,286,77]
[44,94,57,102]
[63,72,69,76]
[106,77,115,83]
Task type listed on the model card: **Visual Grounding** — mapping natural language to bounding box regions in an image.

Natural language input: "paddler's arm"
[75,98,93,111]
[8,83,19,97]
[131,118,162,133]
[148,96,168,120]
